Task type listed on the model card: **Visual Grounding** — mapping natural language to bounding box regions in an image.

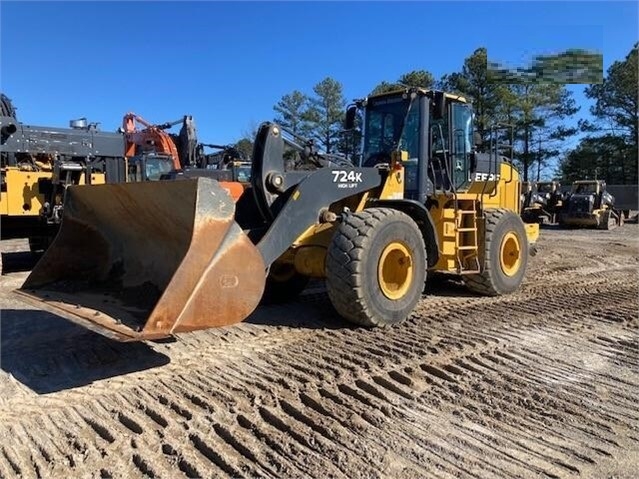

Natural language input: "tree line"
[234,43,637,185]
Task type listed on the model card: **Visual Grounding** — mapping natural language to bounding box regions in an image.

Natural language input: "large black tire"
[326,208,426,327]
[463,208,529,296]
[260,262,310,305]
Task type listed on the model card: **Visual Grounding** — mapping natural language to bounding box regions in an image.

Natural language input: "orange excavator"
[121,112,186,181]
[122,112,245,200]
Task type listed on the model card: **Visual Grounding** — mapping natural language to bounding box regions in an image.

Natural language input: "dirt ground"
[0,223,637,479]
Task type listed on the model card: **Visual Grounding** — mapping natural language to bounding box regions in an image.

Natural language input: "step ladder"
[455,206,481,274]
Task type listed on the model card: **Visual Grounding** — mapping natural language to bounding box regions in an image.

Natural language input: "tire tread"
[326,208,424,327]
[463,208,526,296]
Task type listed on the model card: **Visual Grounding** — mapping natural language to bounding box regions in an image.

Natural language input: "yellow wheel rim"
[378,241,413,300]
[500,232,521,277]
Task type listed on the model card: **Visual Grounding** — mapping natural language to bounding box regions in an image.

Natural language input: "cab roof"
[573,180,604,185]
[368,88,469,104]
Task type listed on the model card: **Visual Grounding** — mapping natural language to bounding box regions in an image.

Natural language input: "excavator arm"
[122,112,183,171]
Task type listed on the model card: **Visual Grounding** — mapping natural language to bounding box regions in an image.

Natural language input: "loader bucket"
[15,178,266,342]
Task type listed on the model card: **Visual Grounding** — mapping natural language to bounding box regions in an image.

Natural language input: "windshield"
[573,183,597,194]
[145,156,175,181]
[128,155,175,182]
[234,165,251,182]
[361,95,419,167]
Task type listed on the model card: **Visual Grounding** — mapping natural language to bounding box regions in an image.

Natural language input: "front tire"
[464,208,529,296]
[326,208,426,327]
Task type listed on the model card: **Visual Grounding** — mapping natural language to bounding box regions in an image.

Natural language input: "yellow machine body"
[282,159,537,277]
[0,167,106,217]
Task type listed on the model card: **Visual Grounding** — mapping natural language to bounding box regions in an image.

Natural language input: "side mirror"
[344,105,358,130]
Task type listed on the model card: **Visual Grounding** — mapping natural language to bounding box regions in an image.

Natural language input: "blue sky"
[1,1,637,154]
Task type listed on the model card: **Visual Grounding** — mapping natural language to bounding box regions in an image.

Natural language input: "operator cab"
[127,153,175,182]
[538,182,557,194]
[348,88,479,203]
[572,181,600,195]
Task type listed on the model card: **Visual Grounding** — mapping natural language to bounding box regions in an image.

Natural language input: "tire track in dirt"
[7,292,635,478]
[1,256,635,412]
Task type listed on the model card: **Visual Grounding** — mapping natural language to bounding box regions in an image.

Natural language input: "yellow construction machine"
[0,93,123,252]
[16,88,539,341]
[521,180,564,224]
[558,179,624,229]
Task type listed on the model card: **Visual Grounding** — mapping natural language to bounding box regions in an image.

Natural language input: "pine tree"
[303,77,346,154]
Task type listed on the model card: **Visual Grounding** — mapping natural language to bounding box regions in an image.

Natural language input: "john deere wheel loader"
[16,88,539,341]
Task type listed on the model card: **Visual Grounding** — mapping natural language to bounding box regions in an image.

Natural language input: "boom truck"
[121,112,194,181]
[0,93,125,252]
[122,112,250,201]
[16,88,539,341]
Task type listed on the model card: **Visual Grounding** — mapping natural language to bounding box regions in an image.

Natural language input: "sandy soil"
[0,223,637,478]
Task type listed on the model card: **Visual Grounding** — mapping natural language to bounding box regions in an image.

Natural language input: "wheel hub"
[500,232,521,277]
[378,242,413,300]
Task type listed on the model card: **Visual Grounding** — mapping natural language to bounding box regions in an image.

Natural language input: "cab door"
[449,102,474,190]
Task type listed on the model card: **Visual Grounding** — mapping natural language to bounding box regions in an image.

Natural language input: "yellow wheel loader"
[16,88,539,341]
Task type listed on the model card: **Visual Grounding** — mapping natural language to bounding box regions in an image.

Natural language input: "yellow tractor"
[521,180,564,224]
[558,179,624,229]
[16,88,539,341]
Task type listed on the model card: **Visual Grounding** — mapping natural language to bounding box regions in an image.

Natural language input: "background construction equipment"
[558,179,624,229]
[0,93,125,253]
[521,180,565,224]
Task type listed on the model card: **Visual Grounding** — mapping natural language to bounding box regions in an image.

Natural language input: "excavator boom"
[122,112,183,171]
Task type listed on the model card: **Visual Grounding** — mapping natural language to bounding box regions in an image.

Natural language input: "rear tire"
[326,208,426,327]
[463,208,528,296]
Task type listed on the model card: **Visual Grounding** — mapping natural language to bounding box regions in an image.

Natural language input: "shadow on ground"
[244,290,352,329]
[424,274,479,298]
[540,223,564,230]
[0,251,39,275]
[0,309,170,394]
[246,276,479,328]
